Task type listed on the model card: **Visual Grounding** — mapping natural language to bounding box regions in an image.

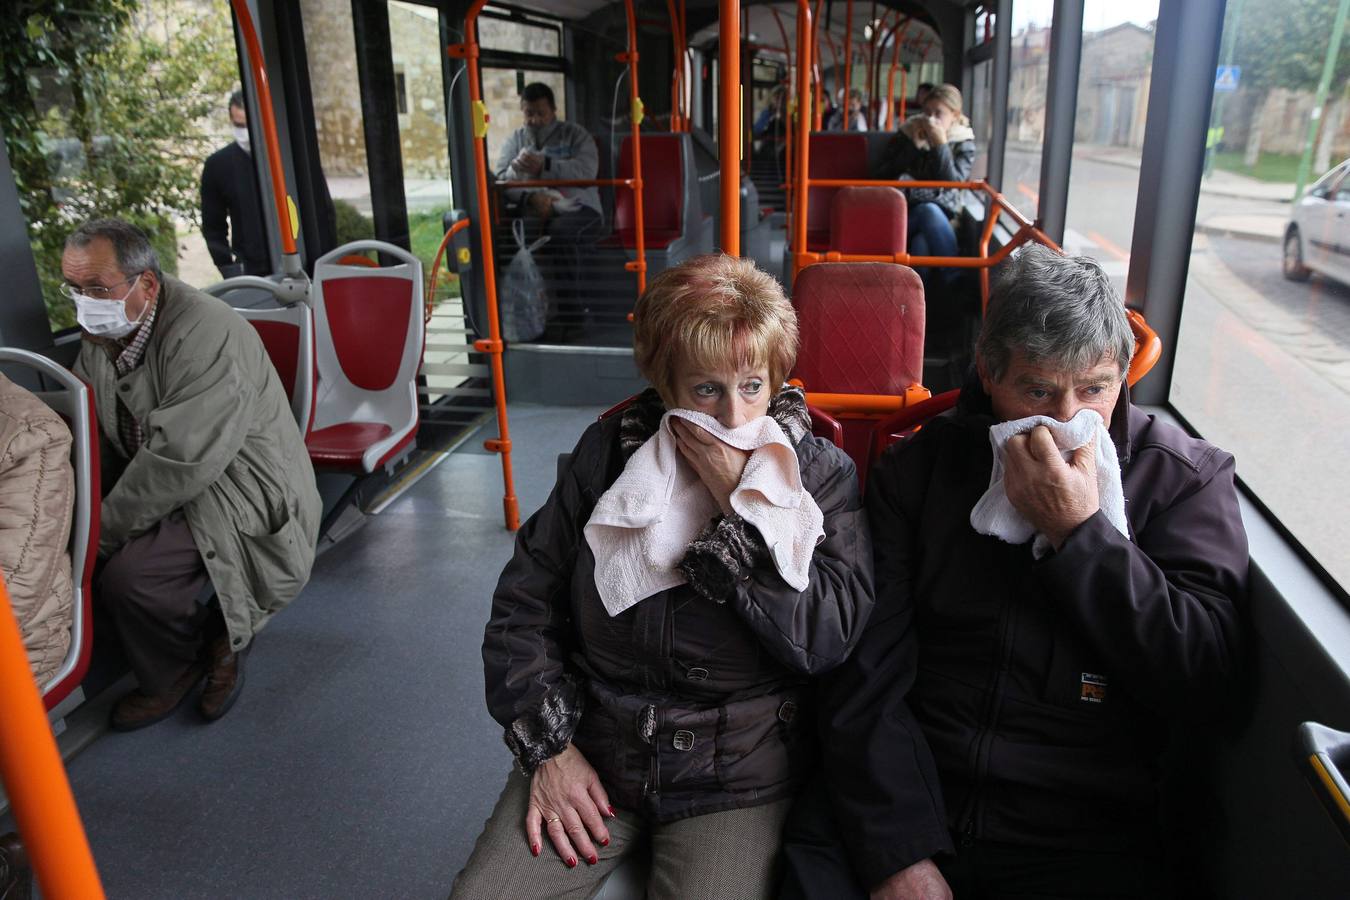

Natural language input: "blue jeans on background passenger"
[907,201,958,293]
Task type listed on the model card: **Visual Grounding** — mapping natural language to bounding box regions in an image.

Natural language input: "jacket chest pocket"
[1036,627,1118,746]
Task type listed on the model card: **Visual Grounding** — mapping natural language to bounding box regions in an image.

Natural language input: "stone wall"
[1220,87,1350,165]
[301,0,368,177]
[299,2,567,179]
[389,1,450,179]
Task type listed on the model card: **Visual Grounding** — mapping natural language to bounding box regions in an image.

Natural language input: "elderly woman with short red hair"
[451,254,874,899]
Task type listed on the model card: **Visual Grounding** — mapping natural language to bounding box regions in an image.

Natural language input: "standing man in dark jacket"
[200,91,269,278]
[783,245,1249,899]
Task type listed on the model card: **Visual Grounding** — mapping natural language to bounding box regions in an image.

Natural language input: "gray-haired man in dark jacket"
[783,244,1249,899]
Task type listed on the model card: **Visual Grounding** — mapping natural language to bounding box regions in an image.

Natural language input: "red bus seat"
[791,262,926,479]
[830,186,907,255]
[206,279,318,441]
[235,304,316,440]
[604,133,714,272]
[309,241,424,474]
[869,388,960,469]
[807,133,870,251]
[0,349,100,713]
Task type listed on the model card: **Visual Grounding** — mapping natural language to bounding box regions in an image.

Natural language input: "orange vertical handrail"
[885,18,910,129]
[229,0,299,275]
[453,2,519,531]
[812,0,825,128]
[0,580,104,899]
[822,30,841,102]
[769,6,795,216]
[621,0,648,292]
[793,0,813,269]
[865,5,883,128]
[719,0,741,254]
[843,0,854,110]
[665,0,687,130]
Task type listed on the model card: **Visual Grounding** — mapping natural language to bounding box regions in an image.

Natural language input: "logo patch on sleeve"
[1080,672,1107,704]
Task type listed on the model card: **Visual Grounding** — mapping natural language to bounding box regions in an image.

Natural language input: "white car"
[1284,158,1350,286]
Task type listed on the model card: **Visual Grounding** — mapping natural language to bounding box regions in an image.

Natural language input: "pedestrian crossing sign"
[1215,66,1241,92]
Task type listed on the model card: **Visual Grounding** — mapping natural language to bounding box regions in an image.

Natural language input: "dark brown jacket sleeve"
[820,439,953,889]
[481,422,603,773]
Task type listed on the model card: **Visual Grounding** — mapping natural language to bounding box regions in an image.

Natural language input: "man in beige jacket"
[0,372,74,689]
[65,218,321,731]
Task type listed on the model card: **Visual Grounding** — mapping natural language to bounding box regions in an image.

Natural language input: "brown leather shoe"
[0,832,33,900]
[110,660,206,732]
[198,634,245,722]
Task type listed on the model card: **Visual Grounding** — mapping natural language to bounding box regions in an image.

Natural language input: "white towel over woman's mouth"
[969,408,1128,558]
[585,409,826,617]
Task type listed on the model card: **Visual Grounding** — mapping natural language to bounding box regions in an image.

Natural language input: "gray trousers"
[449,768,792,900]
[97,510,216,695]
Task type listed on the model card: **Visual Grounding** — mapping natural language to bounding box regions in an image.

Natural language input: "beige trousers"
[449,768,792,900]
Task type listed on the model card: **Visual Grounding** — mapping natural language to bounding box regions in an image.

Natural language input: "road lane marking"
[1017,181,1039,206]
[1087,230,1130,262]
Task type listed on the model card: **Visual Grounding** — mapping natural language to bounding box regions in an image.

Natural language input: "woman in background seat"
[450,254,873,900]
[881,83,977,286]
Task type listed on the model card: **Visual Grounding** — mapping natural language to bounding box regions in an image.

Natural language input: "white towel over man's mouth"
[969,408,1128,558]
[584,409,825,617]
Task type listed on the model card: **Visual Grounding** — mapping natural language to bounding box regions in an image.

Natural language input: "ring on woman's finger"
[546,816,562,825]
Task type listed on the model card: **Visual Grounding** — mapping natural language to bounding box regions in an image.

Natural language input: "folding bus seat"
[607,133,714,276]
[791,262,926,482]
[829,186,908,256]
[0,348,100,713]
[308,240,425,474]
[207,280,317,440]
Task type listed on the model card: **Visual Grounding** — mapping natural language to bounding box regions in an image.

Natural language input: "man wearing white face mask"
[65,218,321,731]
[200,90,270,278]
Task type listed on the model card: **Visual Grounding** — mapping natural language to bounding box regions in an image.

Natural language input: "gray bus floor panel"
[9,404,603,899]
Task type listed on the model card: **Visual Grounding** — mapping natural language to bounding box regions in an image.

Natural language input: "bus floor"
[3,402,605,899]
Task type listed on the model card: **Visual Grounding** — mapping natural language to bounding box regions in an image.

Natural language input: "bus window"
[301,0,372,247]
[3,2,242,332]
[388,0,461,403]
[1063,2,1159,297]
[1172,0,1350,591]
[481,70,568,173]
[1004,3,1053,220]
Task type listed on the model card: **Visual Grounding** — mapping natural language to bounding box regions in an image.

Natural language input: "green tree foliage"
[2,0,238,328]
[1230,0,1350,92]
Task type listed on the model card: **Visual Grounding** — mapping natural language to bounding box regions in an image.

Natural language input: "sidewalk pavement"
[1073,144,1291,244]
[1073,144,1296,203]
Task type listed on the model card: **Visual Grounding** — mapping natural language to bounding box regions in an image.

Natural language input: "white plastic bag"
[500,218,550,343]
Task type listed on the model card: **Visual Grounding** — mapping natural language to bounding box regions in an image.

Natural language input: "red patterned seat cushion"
[791,262,925,395]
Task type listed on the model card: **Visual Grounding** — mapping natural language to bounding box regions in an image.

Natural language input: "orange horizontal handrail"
[804,383,932,417]
[0,579,105,898]
[497,178,638,189]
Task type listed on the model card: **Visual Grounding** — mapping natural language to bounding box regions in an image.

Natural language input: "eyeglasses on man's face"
[58,273,144,301]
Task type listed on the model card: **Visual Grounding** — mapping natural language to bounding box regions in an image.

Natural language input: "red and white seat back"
[206,277,317,440]
[236,305,316,440]
[310,241,424,473]
[0,348,99,711]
